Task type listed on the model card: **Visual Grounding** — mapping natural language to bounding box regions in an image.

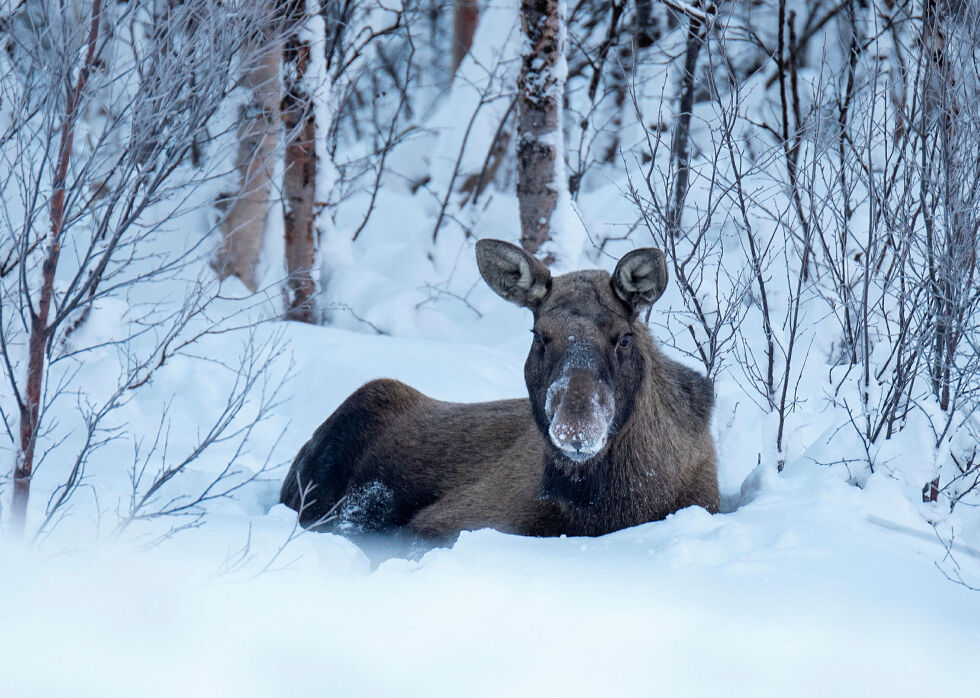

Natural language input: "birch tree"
[453,0,480,73]
[7,0,106,536]
[516,0,568,255]
[212,14,282,293]
[281,0,319,323]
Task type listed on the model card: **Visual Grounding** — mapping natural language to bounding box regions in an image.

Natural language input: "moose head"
[476,239,668,468]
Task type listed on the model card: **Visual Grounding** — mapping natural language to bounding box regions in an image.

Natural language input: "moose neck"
[539,331,670,534]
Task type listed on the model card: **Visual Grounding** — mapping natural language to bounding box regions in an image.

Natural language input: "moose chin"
[280,239,719,539]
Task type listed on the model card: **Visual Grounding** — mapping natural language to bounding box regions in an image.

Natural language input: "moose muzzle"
[545,364,615,462]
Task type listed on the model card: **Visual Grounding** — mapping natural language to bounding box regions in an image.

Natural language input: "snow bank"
[2,459,977,697]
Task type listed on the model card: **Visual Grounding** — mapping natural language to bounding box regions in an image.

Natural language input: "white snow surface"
[2,468,980,697]
[1,320,978,696]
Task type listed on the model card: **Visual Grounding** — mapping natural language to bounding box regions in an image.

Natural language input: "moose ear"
[476,239,552,309]
[612,247,668,309]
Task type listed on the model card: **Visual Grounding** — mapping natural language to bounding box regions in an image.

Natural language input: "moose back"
[280,239,719,538]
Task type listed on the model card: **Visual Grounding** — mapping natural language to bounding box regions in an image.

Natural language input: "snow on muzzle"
[545,368,615,462]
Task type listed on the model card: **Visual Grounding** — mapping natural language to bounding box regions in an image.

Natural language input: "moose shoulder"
[280,240,719,538]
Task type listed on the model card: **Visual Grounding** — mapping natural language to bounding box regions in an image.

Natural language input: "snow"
[2,460,978,697]
[2,307,978,695]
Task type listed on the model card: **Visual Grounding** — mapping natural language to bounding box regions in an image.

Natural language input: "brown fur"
[280,241,719,539]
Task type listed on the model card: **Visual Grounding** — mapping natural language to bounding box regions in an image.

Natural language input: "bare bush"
[0,0,288,540]
[616,0,980,491]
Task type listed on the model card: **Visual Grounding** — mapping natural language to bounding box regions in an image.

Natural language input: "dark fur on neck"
[540,454,609,509]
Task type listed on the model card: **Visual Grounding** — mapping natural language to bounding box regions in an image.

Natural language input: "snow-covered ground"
[2,316,979,697]
[3,500,979,697]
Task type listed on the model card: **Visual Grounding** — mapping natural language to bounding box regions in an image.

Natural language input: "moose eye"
[618,333,632,349]
[532,330,543,344]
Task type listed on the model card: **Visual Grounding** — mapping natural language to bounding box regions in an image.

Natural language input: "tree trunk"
[281,0,318,323]
[516,0,567,255]
[667,13,704,237]
[452,0,480,74]
[12,0,103,537]
[212,26,281,293]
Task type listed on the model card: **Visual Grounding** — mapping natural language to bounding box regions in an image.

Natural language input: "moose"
[280,239,719,538]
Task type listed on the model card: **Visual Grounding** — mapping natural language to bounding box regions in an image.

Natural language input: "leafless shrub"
[0,0,291,540]
[622,15,749,382]
[801,0,980,502]
[111,329,290,546]
[614,0,972,485]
